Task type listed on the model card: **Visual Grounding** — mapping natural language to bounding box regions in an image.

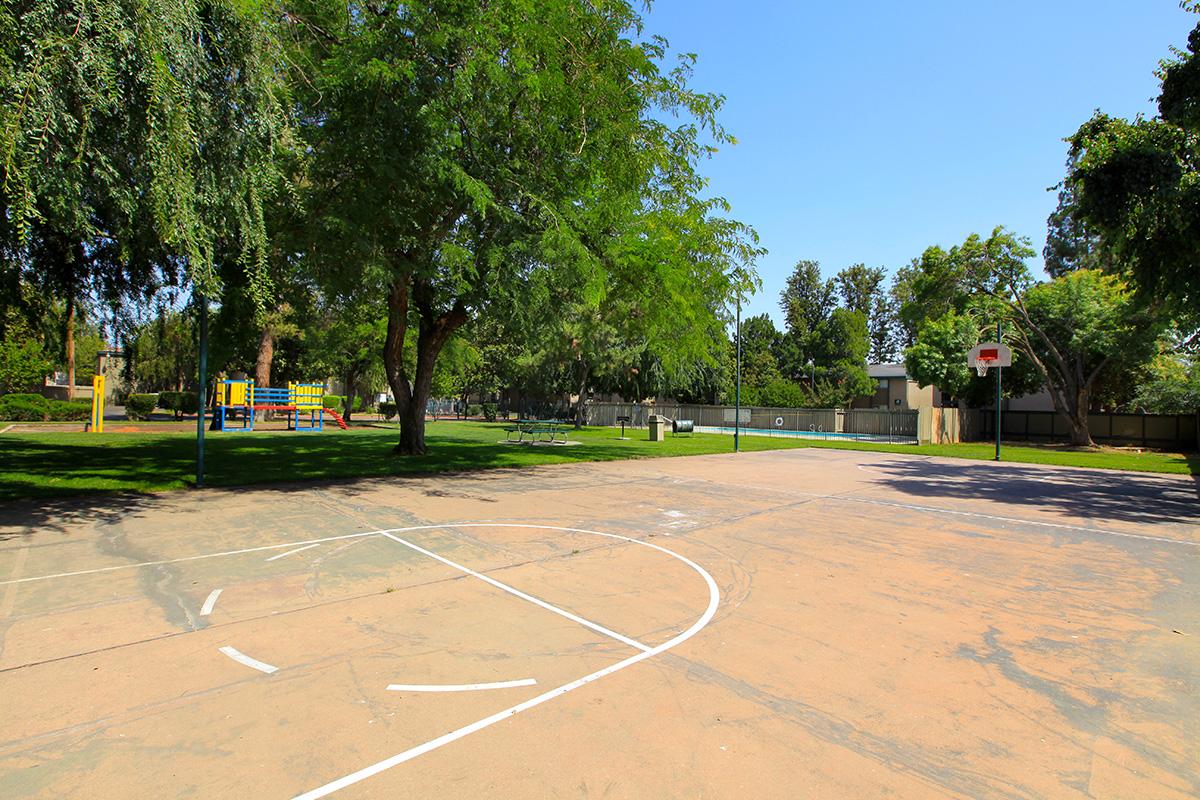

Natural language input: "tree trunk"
[65,294,76,400]
[1064,386,1095,447]
[343,369,357,423]
[382,276,468,455]
[574,362,589,430]
[255,326,274,421]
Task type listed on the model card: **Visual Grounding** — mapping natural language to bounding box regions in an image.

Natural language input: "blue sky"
[641,1,1196,324]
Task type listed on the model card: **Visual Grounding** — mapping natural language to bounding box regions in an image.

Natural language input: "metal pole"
[196,293,208,487]
[995,321,1002,462]
[734,293,741,453]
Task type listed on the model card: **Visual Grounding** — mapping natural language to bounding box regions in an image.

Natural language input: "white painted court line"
[266,543,321,562]
[218,645,278,674]
[380,531,653,653]
[292,523,720,800]
[0,529,384,587]
[200,589,222,616]
[386,678,537,692]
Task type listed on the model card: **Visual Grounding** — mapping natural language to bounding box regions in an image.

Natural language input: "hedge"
[379,401,396,420]
[482,402,497,422]
[0,393,92,422]
[0,393,50,421]
[50,399,92,421]
[322,394,343,409]
[125,393,158,420]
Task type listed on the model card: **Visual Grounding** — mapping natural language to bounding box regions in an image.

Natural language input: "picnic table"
[503,418,569,444]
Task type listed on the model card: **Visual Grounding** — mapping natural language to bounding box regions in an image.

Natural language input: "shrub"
[158,391,198,418]
[467,403,482,417]
[353,395,366,412]
[125,393,158,420]
[378,401,396,420]
[0,393,50,421]
[482,402,497,422]
[322,394,344,409]
[48,399,91,421]
[177,391,198,416]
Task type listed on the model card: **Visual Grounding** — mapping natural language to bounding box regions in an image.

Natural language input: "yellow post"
[91,375,105,433]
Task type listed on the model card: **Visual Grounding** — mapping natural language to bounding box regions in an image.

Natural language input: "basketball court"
[0,448,1196,798]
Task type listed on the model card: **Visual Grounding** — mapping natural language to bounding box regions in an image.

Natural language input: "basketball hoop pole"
[994,322,1002,462]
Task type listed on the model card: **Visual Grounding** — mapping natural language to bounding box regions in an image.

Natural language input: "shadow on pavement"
[856,457,1200,528]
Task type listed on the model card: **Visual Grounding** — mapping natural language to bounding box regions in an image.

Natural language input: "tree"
[0,323,52,394]
[1042,179,1112,279]
[779,260,835,348]
[292,0,751,454]
[835,263,893,362]
[904,310,1040,409]
[303,305,386,423]
[1131,352,1200,413]
[998,268,1163,447]
[1066,15,1200,311]
[738,314,784,391]
[1,1,293,401]
[888,260,926,350]
[128,309,197,392]
[808,308,874,406]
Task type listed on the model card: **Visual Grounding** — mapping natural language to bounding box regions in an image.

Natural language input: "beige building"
[853,363,946,411]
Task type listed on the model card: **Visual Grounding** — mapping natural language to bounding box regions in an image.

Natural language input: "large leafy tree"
[1066,11,1200,313]
[292,0,753,453]
[1004,270,1161,446]
[1,0,292,401]
[907,227,1165,446]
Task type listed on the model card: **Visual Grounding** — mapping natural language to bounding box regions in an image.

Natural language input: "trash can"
[648,414,665,442]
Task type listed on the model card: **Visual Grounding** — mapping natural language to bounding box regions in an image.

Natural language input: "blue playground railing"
[215,380,326,432]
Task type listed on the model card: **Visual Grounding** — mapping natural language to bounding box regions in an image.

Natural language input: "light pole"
[196,293,208,488]
[734,292,741,453]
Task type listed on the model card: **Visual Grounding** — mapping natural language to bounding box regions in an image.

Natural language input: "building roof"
[867,363,908,379]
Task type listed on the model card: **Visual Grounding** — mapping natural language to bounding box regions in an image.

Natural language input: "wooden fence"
[974,409,1197,450]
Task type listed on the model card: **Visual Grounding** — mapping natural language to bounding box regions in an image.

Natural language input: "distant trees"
[126,310,196,393]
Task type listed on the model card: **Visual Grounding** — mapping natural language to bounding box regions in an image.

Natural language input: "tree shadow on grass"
[855,457,1200,529]
[0,430,649,538]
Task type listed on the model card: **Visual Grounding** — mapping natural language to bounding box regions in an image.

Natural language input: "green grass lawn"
[0,422,1195,503]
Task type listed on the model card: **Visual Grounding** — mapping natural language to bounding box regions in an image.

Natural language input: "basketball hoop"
[968,342,1011,378]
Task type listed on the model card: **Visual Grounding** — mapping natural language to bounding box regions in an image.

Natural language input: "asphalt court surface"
[0,447,1196,798]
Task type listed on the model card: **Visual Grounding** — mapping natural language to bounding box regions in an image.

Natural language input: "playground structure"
[89,375,105,433]
[213,379,347,432]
